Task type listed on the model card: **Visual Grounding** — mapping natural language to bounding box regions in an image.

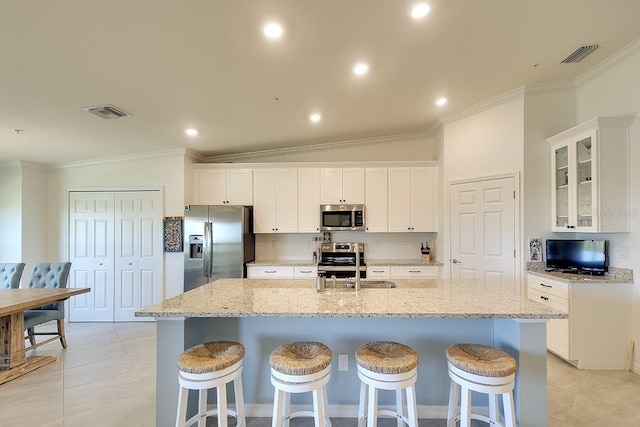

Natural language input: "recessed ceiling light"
[435,97,448,106]
[353,63,369,76]
[411,3,431,19]
[185,128,198,136]
[310,113,321,123]
[263,22,284,39]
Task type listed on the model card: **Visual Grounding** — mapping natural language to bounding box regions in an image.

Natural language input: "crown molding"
[0,160,48,171]
[523,81,576,96]
[202,131,432,163]
[438,87,526,125]
[50,148,189,170]
[575,37,640,88]
[0,160,21,171]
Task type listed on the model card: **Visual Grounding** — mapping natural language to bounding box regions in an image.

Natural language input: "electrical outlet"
[338,354,348,371]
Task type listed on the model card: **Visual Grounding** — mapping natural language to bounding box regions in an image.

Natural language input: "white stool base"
[176,359,246,427]
[357,365,418,427]
[271,365,332,427]
[446,362,516,427]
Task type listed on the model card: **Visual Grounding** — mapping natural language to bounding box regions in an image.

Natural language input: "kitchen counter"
[249,259,316,266]
[137,278,564,319]
[366,259,443,266]
[140,278,558,427]
[249,259,444,267]
[526,262,633,283]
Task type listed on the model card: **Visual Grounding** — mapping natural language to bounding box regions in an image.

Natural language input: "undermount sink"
[345,280,396,289]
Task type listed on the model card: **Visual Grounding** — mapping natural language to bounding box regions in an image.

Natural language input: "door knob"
[452,259,461,264]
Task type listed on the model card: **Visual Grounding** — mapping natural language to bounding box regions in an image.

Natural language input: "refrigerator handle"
[203,222,213,279]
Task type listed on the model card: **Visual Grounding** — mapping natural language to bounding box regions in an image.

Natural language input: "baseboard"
[243,403,487,419]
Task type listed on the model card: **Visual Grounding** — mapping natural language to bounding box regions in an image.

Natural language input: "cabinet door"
[252,170,277,233]
[365,168,387,232]
[298,168,321,233]
[342,168,365,204]
[320,168,344,204]
[551,142,571,231]
[573,131,597,232]
[548,319,570,360]
[275,169,298,232]
[410,167,437,232]
[194,169,227,205]
[226,169,253,205]
[387,168,412,232]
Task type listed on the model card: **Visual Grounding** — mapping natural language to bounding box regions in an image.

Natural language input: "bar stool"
[446,344,517,427]
[176,341,246,427]
[355,341,419,427]
[270,341,332,427]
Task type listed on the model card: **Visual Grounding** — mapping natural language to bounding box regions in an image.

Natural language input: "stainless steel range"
[317,242,366,279]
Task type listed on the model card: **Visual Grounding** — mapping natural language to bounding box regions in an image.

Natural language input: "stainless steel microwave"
[320,204,365,231]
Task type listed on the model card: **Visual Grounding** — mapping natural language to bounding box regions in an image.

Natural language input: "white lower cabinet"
[247,266,294,279]
[527,273,629,369]
[294,266,318,278]
[367,265,439,279]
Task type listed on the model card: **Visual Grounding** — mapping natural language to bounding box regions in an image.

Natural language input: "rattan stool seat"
[270,341,332,376]
[446,344,517,378]
[178,341,245,375]
[355,341,419,374]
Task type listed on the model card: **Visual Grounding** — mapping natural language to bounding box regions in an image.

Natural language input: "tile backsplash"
[255,232,437,261]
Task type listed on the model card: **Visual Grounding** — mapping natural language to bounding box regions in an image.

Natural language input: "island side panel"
[156,317,204,427]
[493,319,548,427]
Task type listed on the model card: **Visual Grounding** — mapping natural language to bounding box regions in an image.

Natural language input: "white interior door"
[450,177,516,292]
[114,191,163,321]
[69,192,115,321]
[69,190,162,322]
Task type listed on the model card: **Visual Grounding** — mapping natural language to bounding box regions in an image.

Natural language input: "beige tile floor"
[1,322,639,426]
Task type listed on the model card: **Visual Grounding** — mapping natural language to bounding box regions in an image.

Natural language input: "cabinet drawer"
[294,266,318,278]
[527,274,569,298]
[390,266,439,278]
[366,266,391,278]
[528,287,569,313]
[247,266,294,279]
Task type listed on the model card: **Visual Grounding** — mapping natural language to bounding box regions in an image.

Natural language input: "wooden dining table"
[0,287,90,385]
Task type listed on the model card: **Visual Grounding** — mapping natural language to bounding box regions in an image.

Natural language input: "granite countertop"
[249,259,444,267]
[136,278,565,319]
[526,262,634,284]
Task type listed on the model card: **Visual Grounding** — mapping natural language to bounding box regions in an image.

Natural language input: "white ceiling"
[2,1,640,165]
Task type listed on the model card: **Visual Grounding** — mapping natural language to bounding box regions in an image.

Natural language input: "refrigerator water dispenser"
[189,235,203,259]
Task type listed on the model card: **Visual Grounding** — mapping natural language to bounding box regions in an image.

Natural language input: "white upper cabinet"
[365,168,388,232]
[253,169,298,233]
[320,168,365,204]
[194,168,253,206]
[387,167,437,232]
[548,117,633,233]
[298,168,321,233]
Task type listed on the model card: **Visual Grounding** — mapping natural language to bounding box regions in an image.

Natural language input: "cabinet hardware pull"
[540,296,549,301]
[299,270,312,273]
[540,283,552,288]
[265,270,276,273]
[409,270,421,273]
[372,270,385,273]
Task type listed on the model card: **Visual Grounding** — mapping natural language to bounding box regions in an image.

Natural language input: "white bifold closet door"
[69,191,163,322]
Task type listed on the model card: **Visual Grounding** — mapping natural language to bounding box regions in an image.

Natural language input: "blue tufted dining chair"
[23,262,72,351]
[0,263,26,289]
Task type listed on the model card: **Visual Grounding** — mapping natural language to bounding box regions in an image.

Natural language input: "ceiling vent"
[560,44,599,64]
[83,104,130,119]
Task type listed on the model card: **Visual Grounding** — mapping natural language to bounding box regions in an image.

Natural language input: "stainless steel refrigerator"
[183,205,255,291]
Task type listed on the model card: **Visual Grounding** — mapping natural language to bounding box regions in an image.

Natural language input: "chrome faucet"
[353,243,361,290]
[331,275,337,289]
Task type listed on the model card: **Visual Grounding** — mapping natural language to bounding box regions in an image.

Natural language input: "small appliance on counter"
[317,242,366,279]
[183,205,255,291]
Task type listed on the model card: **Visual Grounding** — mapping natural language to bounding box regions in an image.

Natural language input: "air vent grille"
[83,104,130,119]
[560,44,599,64]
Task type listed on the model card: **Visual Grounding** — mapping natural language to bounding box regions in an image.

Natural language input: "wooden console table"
[0,288,90,384]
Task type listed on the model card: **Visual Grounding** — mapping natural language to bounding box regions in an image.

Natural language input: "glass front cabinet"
[548,117,633,233]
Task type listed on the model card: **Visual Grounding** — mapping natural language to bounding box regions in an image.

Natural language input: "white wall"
[20,162,48,274]
[574,43,640,373]
[441,97,525,280]
[0,162,22,263]
[46,150,188,298]
[206,133,434,163]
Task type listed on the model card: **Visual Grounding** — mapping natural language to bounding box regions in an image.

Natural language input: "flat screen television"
[545,239,609,275]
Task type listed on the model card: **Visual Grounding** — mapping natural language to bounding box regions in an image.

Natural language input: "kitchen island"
[137,278,565,427]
